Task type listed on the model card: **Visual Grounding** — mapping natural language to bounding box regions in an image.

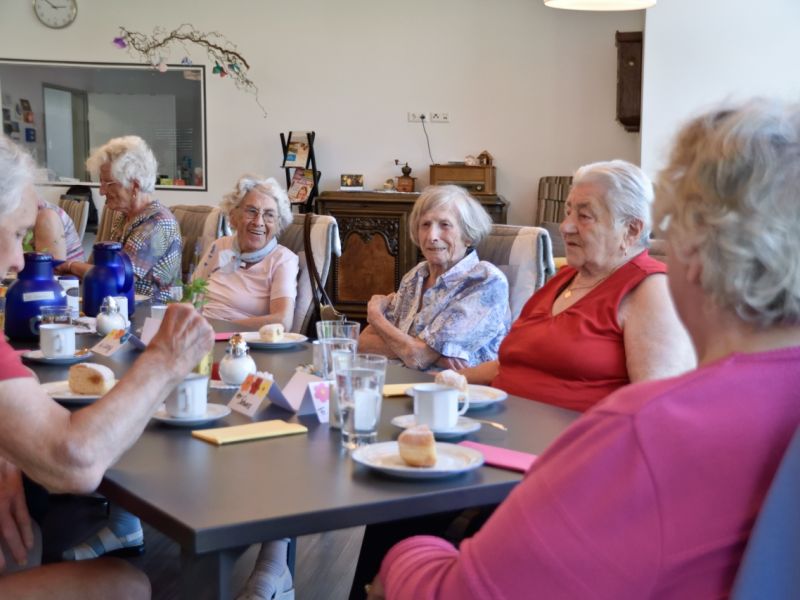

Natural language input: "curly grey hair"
[572,160,654,249]
[408,185,492,248]
[654,98,800,327]
[86,135,158,194]
[221,175,293,237]
[0,135,35,216]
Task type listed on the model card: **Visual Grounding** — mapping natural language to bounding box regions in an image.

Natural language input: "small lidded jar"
[219,333,257,385]
[96,296,128,336]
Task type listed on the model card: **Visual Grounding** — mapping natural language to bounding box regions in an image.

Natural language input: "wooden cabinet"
[315,191,507,320]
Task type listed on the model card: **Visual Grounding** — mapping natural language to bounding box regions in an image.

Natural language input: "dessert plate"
[391,414,481,438]
[151,403,231,427]
[21,349,93,365]
[240,331,308,349]
[41,378,117,404]
[210,379,240,390]
[352,441,484,479]
[405,384,508,410]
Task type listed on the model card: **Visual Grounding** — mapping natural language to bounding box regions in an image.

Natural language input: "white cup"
[40,323,76,358]
[150,304,168,321]
[165,373,209,418]
[412,383,469,430]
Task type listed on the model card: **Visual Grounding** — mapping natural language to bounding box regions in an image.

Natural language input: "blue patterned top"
[384,250,510,366]
[109,200,182,302]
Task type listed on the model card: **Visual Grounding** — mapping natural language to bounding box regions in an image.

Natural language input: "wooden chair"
[57,195,90,241]
[169,204,230,282]
[476,224,555,320]
[536,175,572,259]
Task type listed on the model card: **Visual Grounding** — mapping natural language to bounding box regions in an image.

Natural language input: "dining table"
[16,309,580,600]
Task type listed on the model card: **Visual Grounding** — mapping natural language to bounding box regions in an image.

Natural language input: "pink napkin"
[214,332,235,341]
[459,441,537,473]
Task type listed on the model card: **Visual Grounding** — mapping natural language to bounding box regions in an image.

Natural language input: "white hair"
[0,135,35,216]
[221,174,293,236]
[655,98,800,328]
[408,185,492,248]
[86,135,158,194]
[572,160,654,248]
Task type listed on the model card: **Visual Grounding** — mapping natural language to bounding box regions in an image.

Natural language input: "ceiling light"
[544,0,656,10]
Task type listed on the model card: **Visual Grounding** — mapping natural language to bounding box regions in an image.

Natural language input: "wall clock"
[33,0,78,29]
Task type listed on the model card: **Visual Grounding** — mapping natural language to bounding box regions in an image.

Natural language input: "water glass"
[319,337,358,429]
[354,353,388,390]
[40,305,73,324]
[316,320,360,341]
[337,367,383,449]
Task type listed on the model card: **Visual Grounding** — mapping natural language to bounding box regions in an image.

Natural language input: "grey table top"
[20,315,580,555]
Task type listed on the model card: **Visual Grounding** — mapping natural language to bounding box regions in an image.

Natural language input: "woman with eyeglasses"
[193,175,298,330]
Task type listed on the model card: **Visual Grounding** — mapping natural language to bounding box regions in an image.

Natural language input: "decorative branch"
[113,24,266,117]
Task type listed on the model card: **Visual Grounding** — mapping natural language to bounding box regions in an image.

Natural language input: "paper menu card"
[192,420,307,446]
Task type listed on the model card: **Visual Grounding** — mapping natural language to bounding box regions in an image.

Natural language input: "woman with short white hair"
[193,174,298,330]
[359,184,510,369]
[57,135,181,302]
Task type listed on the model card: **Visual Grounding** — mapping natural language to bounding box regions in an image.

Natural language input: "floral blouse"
[384,250,510,367]
[109,200,182,302]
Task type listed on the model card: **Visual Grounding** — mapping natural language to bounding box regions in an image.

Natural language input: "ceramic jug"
[4,252,67,341]
[83,242,135,317]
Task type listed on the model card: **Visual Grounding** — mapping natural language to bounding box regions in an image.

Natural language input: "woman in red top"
[463,160,695,411]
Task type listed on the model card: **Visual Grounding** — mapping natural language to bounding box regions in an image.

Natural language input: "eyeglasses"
[241,206,277,224]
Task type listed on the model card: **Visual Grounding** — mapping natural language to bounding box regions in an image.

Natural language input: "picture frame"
[339,174,364,191]
[20,98,32,112]
[25,128,36,142]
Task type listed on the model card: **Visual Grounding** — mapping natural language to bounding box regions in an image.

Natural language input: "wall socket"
[407,112,428,122]
[429,112,450,123]
[407,112,450,123]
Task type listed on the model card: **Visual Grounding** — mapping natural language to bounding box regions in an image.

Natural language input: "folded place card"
[278,371,325,418]
[458,441,537,473]
[383,383,426,397]
[192,420,307,446]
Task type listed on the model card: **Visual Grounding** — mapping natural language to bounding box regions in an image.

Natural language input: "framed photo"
[2,108,10,122]
[282,131,310,168]
[20,98,32,112]
[23,111,34,124]
[340,174,364,191]
[25,128,36,142]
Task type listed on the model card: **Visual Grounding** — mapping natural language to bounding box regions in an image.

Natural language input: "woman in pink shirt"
[194,175,298,331]
[366,100,800,600]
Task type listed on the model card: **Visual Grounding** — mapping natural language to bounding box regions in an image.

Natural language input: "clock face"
[33,0,78,29]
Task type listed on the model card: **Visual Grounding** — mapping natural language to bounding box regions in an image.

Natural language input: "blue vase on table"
[83,242,135,318]
[4,252,67,341]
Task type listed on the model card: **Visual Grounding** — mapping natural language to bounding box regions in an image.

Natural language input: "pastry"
[398,425,437,467]
[68,363,115,395]
[259,323,284,342]
[435,369,468,396]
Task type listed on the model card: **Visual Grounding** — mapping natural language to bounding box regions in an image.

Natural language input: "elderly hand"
[148,303,214,375]
[365,576,386,600]
[0,458,34,572]
[367,294,395,324]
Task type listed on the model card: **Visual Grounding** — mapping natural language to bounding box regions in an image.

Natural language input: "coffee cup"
[40,323,76,358]
[150,303,168,320]
[412,383,470,430]
[113,296,131,325]
[165,373,209,418]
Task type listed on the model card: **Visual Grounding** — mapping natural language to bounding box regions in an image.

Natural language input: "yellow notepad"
[192,420,308,446]
[383,383,426,397]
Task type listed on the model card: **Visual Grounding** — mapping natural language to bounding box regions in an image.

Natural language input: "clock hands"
[42,0,67,9]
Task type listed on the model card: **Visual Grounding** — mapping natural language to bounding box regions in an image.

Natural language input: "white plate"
[134,294,149,303]
[210,379,240,390]
[151,403,231,427]
[352,441,484,479]
[405,384,508,410]
[21,349,93,365]
[41,378,117,404]
[390,414,481,438]
[240,331,308,349]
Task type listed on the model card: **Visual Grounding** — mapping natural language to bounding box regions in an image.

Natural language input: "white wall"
[641,0,800,176]
[0,0,644,225]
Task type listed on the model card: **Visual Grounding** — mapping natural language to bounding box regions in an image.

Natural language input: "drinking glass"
[319,337,358,429]
[316,320,360,342]
[39,305,73,324]
[354,353,388,390]
[337,367,383,450]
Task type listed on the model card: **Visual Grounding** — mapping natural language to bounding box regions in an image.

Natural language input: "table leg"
[179,545,247,600]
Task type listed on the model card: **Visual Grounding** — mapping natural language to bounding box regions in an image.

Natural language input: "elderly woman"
[56,135,181,302]
[364,98,800,600]
[193,175,298,330]
[31,193,84,262]
[460,160,695,412]
[359,185,510,370]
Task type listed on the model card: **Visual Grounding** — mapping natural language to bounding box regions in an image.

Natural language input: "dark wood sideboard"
[315,191,507,320]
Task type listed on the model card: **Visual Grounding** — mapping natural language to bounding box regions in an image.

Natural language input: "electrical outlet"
[407,112,428,123]
[430,112,450,123]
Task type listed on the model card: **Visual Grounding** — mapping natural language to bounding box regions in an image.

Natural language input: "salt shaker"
[219,333,257,385]
[96,296,128,336]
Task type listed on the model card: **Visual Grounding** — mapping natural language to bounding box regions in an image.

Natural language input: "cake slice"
[68,363,115,395]
[398,425,437,467]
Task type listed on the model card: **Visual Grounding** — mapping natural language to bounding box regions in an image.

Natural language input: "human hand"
[147,303,214,375]
[0,459,34,572]
[53,261,72,276]
[365,576,386,600]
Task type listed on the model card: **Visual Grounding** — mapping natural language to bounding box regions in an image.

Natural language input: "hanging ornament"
[112,37,127,48]
[158,60,168,73]
[181,56,193,66]
[212,62,223,74]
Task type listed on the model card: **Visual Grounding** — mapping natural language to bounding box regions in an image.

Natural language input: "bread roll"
[259,323,284,342]
[398,425,437,467]
[68,363,115,395]
[435,369,468,397]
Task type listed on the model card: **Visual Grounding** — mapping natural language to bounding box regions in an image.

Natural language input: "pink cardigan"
[380,346,800,599]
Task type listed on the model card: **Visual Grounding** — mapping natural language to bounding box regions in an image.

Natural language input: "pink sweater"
[380,346,800,599]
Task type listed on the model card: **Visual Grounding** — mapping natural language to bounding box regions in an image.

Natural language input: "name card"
[277,371,326,420]
[229,373,274,417]
[309,381,332,424]
[91,329,128,356]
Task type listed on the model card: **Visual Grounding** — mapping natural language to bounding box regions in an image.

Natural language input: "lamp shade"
[544,0,655,9]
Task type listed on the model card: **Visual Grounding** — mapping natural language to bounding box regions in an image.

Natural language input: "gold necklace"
[563,273,610,299]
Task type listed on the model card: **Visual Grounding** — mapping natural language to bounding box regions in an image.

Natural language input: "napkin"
[383,383,427,397]
[458,441,537,473]
[192,420,307,446]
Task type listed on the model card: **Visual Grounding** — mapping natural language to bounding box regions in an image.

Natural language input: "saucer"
[152,403,231,427]
[22,349,93,365]
[390,414,481,438]
[41,378,117,404]
[352,442,484,479]
[210,379,240,390]
[240,331,308,350]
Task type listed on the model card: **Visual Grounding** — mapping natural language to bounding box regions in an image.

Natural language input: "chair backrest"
[170,204,230,281]
[58,195,90,241]
[475,224,555,320]
[277,213,341,335]
[731,424,800,600]
[95,205,123,243]
[537,175,572,258]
